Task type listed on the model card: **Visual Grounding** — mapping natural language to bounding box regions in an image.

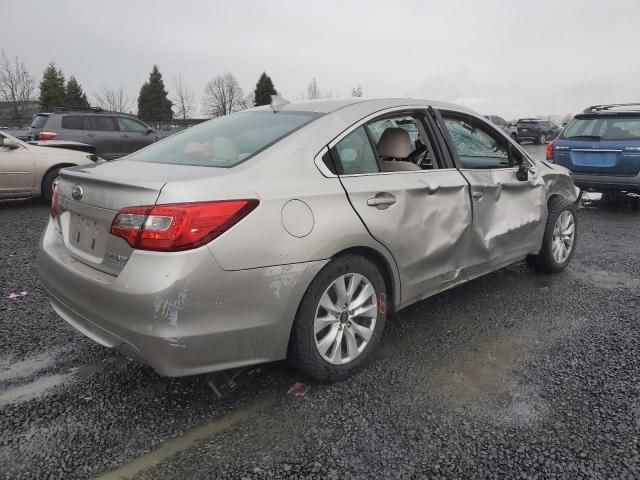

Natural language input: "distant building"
[0,100,40,128]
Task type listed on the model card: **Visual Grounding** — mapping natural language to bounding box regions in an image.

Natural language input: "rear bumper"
[570,172,640,192]
[38,218,326,376]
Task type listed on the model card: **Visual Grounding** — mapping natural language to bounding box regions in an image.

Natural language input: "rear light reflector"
[38,131,57,140]
[546,141,554,161]
[50,182,61,218]
[111,200,259,252]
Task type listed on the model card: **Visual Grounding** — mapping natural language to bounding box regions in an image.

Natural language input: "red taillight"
[110,200,259,252]
[546,141,554,161]
[38,131,57,140]
[50,183,61,218]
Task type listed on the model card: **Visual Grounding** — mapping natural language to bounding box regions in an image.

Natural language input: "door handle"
[86,133,95,138]
[367,193,396,209]
[121,134,129,138]
[472,191,484,201]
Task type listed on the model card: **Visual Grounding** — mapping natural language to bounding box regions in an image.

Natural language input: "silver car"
[38,98,579,382]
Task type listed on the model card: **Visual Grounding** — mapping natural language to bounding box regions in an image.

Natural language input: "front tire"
[527,197,578,273]
[287,255,387,382]
[41,168,60,204]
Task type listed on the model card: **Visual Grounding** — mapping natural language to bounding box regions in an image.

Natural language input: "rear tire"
[41,168,60,204]
[537,133,547,144]
[287,255,387,383]
[527,197,578,273]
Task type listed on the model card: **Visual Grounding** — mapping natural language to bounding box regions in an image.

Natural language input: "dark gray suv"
[29,108,157,160]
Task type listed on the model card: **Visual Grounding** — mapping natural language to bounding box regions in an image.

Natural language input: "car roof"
[249,97,474,115]
[582,103,640,115]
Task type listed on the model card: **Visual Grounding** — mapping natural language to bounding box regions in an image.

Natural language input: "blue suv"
[548,104,640,192]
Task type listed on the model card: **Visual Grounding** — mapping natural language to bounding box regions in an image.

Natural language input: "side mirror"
[146,128,154,135]
[2,138,19,149]
[516,159,529,181]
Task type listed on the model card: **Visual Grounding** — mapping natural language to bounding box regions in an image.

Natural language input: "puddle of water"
[0,351,59,382]
[97,399,274,480]
[0,373,71,407]
[570,263,640,289]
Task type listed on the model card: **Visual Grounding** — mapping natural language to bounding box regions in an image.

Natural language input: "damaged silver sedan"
[38,98,579,382]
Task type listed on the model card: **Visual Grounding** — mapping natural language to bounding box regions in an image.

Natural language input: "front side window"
[61,115,84,130]
[131,111,319,168]
[334,126,378,175]
[367,114,438,170]
[117,117,148,132]
[443,115,512,169]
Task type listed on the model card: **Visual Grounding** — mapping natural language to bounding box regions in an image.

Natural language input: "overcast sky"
[3,0,639,118]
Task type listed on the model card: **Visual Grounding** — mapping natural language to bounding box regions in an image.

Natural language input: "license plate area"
[571,151,618,167]
[69,213,109,258]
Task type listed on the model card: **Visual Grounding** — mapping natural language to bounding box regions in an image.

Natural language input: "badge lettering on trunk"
[71,185,83,200]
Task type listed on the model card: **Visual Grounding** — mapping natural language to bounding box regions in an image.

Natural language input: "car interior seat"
[377,128,421,172]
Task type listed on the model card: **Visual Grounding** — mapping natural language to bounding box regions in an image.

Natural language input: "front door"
[330,111,473,304]
[0,134,35,195]
[438,110,547,269]
[116,117,155,155]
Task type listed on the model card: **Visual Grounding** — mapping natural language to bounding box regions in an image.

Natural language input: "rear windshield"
[31,114,49,129]
[130,110,320,168]
[562,116,640,141]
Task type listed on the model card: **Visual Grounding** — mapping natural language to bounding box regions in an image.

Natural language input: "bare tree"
[0,50,36,120]
[351,85,363,97]
[172,74,195,120]
[306,78,321,100]
[94,87,133,112]
[202,72,246,117]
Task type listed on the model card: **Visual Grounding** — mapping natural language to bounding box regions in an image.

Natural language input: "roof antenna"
[270,95,290,113]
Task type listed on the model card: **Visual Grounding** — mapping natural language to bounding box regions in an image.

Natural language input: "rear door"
[331,109,473,304]
[116,117,156,155]
[59,115,85,142]
[0,134,35,194]
[438,110,546,268]
[84,116,122,159]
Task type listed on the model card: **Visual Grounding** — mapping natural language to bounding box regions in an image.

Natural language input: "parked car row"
[485,115,562,144]
[29,107,157,160]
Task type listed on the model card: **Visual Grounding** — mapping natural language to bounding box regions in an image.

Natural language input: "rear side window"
[130,111,319,168]
[563,116,640,140]
[334,126,379,175]
[117,117,148,132]
[31,114,49,129]
[61,115,84,130]
[87,116,118,131]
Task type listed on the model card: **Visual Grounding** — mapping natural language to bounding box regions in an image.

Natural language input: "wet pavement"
[1,145,639,479]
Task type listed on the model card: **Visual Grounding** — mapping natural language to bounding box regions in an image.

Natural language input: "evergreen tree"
[65,75,89,107]
[137,65,173,121]
[39,62,66,108]
[253,72,277,106]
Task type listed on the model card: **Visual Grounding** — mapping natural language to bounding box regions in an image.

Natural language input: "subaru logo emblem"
[71,185,83,201]
[592,145,599,149]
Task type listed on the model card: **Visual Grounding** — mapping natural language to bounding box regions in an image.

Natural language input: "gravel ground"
[1,145,639,479]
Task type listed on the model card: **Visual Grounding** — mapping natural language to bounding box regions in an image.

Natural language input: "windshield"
[130,110,320,167]
[562,116,640,141]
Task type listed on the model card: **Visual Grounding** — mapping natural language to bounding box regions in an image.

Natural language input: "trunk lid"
[553,139,640,176]
[53,160,224,275]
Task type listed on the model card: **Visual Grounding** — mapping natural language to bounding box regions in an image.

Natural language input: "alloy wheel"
[552,210,575,263]
[314,273,378,365]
